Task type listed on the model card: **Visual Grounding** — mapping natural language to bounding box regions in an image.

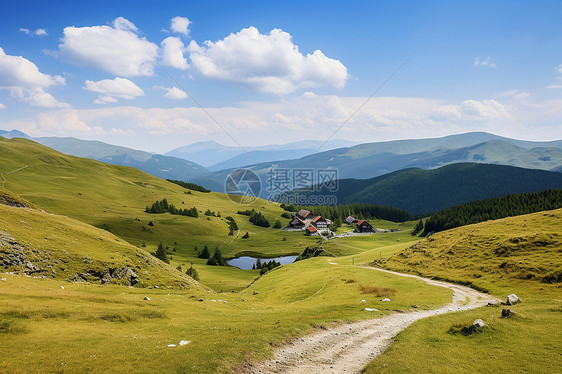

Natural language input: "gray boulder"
[472,319,485,329]
[507,294,521,305]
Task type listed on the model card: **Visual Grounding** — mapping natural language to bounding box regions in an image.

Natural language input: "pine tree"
[273,219,282,229]
[154,243,169,264]
[198,245,211,259]
[185,264,199,281]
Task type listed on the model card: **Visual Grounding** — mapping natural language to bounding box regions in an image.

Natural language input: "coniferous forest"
[422,189,562,235]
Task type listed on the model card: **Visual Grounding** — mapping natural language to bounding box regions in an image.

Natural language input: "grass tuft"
[359,285,396,297]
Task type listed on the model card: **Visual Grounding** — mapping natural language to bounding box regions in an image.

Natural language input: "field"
[1,137,560,373]
[363,209,562,373]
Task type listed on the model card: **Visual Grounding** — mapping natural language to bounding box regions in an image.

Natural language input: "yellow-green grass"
[0,137,420,291]
[362,209,562,373]
[0,252,452,373]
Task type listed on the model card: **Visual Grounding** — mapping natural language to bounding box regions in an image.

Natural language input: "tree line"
[237,209,271,227]
[421,189,562,235]
[145,198,199,217]
[166,179,211,193]
[280,203,414,223]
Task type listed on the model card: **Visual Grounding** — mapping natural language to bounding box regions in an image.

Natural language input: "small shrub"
[359,285,396,297]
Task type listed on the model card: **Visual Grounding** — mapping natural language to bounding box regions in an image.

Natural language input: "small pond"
[227,255,298,270]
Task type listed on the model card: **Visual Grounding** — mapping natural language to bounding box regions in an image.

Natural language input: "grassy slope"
[0,138,319,289]
[0,243,451,373]
[0,202,195,288]
[363,209,562,373]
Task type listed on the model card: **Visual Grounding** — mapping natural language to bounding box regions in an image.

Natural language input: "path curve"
[241,266,493,374]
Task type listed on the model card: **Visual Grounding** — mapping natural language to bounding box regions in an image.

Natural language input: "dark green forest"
[422,189,562,235]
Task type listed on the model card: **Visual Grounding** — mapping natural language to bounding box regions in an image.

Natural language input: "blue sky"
[0,0,561,152]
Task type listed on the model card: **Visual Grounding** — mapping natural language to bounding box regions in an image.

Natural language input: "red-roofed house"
[306,226,318,235]
[355,220,374,233]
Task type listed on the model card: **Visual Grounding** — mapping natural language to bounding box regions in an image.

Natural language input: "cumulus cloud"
[83,77,144,103]
[10,87,69,108]
[19,28,48,36]
[170,16,191,36]
[187,26,348,94]
[0,103,5,109]
[163,87,188,100]
[0,47,65,88]
[58,17,158,77]
[161,37,189,69]
[474,56,497,69]
[0,47,68,107]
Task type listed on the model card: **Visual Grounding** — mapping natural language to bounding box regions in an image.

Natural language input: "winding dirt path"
[242,266,493,374]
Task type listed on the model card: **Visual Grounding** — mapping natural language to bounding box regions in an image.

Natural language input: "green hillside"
[0,195,194,287]
[296,163,562,214]
[362,209,562,373]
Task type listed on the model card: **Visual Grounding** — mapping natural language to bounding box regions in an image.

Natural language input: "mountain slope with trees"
[293,163,562,215]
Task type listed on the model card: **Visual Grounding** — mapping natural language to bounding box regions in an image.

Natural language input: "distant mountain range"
[292,163,562,215]
[165,139,358,169]
[190,132,562,193]
[2,130,562,202]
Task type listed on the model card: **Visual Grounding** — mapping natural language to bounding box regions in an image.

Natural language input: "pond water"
[227,255,298,270]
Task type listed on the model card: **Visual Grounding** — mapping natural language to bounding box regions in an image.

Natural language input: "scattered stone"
[506,294,521,305]
[365,308,379,312]
[253,291,259,295]
[411,305,419,308]
[487,300,500,307]
[197,298,204,302]
[360,299,366,303]
[0,277,6,281]
[179,340,190,346]
[167,344,176,348]
[381,298,391,302]
[154,285,159,289]
[25,261,41,273]
[60,285,64,289]
[501,309,515,318]
[242,299,247,302]
[144,296,151,301]
[472,319,485,329]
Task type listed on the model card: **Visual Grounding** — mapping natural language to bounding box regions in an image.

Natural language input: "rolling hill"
[292,163,562,214]
[0,131,208,182]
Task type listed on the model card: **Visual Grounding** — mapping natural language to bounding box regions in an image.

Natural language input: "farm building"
[288,217,306,229]
[297,209,312,219]
[306,226,318,235]
[346,216,358,225]
[311,215,329,229]
[354,220,374,233]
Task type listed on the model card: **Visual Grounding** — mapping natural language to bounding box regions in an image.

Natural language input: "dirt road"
[242,266,493,374]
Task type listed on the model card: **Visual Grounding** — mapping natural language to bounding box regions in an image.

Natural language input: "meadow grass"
[362,209,562,373]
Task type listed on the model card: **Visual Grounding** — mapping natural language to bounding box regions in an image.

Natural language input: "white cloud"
[58,17,158,77]
[83,77,144,103]
[170,16,191,36]
[0,47,67,107]
[0,103,5,109]
[187,26,348,94]
[10,87,69,108]
[163,87,188,100]
[474,56,497,69]
[19,28,48,36]
[546,84,562,89]
[514,92,530,100]
[0,47,65,88]
[558,64,562,74]
[161,37,189,69]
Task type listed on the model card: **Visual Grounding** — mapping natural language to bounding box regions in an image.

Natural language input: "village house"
[288,217,306,229]
[345,216,358,225]
[311,215,329,229]
[354,220,374,233]
[297,209,312,220]
[306,226,318,235]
